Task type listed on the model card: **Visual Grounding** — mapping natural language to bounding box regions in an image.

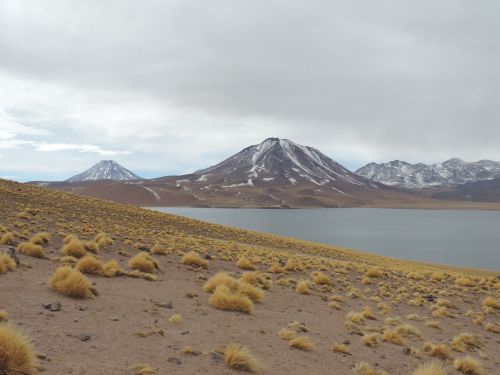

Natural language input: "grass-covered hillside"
[0,179,499,375]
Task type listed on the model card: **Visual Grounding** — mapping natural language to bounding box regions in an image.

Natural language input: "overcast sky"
[1,0,499,181]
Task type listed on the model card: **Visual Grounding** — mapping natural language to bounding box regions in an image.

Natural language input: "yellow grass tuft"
[29,232,50,245]
[332,342,350,354]
[83,241,99,254]
[0,232,15,245]
[236,257,256,271]
[484,322,500,334]
[48,266,95,298]
[181,251,208,268]
[203,272,239,293]
[289,336,315,351]
[312,271,330,285]
[295,280,310,295]
[129,363,157,374]
[169,313,183,324]
[366,267,383,278]
[224,343,261,372]
[353,361,388,375]
[422,342,452,360]
[0,254,16,273]
[208,285,254,314]
[411,361,447,375]
[451,333,482,352]
[103,260,121,277]
[128,252,158,273]
[0,322,38,375]
[17,242,46,258]
[382,329,404,345]
[75,254,103,275]
[238,281,264,303]
[453,356,483,375]
[0,310,8,321]
[362,333,380,347]
[455,277,475,287]
[61,239,87,258]
[151,243,167,255]
[482,296,499,309]
[278,328,296,340]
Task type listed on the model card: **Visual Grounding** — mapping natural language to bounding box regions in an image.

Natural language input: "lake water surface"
[149,207,500,271]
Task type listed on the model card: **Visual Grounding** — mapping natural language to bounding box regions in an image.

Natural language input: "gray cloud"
[1,0,500,180]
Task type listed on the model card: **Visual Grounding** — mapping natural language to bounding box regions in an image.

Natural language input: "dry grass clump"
[295,280,310,295]
[0,232,15,245]
[103,260,121,277]
[407,271,425,281]
[0,254,16,273]
[48,266,95,298]
[0,310,8,321]
[365,267,383,278]
[451,333,482,352]
[422,342,452,360]
[311,271,330,285]
[353,361,388,375]
[181,251,208,268]
[169,313,184,324]
[151,243,167,255]
[83,241,99,254]
[482,296,499,309]
[484,322,500,334]
[128,252,158,273]
[29,232,50,245]
[289,336,315,351]
[268,263,285,273]
[382,329,404,345]
[362,333,380,347]
[238,282,264,303]
[278,328,297,341]
[129,363,157,374]
[236,257,256,271]
[425,321,442,330]
[224,343,261,372]
[331,342,350,354]
[0,322,38,375]
[411,361,447,375]
[75,254,103,275]
[17,242,46,258]
[94,232,113,247]
[455,277,475,287]
[453,356,483,375]
[61,238,87,258]
[209,285,254,314]
[203,272,239,292]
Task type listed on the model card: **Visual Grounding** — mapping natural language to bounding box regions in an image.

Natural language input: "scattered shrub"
[17,242,46,258]
[224,343,261,372]
[453,356,483,375]
[0,322,38,375]
[128,252,158,273]
[181,251,208,268]
[48,266,95,298]
[75,254,103,275]
[236,257,256,271]
[208,285,254,314]
[289,336,315,351]
[295,280,310,295]
[0,254,16,273]
[29,232,50,245]
[411,361,447,375]
[61,239,87,258]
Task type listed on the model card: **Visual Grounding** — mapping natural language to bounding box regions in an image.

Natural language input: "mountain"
[429,178,500,202]
[66,160,141,182]
[356,158,500,188]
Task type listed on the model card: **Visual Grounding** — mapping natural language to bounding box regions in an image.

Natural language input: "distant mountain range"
[66,160,141,182]
[27,139,500,209]
[355,158,500,189]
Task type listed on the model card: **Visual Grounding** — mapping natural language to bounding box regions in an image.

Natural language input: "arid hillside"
[1,179,499,375]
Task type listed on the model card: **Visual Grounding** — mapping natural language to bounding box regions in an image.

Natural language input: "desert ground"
[1,179,499,375]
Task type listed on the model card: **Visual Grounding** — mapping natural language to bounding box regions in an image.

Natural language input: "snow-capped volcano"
[66,160,141,182]
[356,158,500,188]
[182,138,378,192]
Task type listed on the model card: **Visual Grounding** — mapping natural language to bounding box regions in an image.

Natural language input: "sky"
[1,0,500,181]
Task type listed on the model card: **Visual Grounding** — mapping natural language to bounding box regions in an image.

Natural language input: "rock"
[49,302,61,312]
[342,340,351,345]
[167,357,182,365]
[157,302,173,309]
[424,295,436,302]
[185,293,197,298]
[181,331,190,335]
[37,353,48,360]
[43,302,61,312]
[110,317,119,321]
[209,351,223,362]
[402,347,412,355]
[78,333,91,342]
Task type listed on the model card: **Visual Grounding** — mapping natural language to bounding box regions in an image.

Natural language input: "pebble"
[43,302,61,312]
[167,357,182,365]
[79,333,91,342]
[157,302,173,309]
[209,351,223,362]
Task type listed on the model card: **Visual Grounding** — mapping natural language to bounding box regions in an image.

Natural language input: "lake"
[148,207,500,271]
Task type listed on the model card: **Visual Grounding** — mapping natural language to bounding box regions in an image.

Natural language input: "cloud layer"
[1,0,499,181]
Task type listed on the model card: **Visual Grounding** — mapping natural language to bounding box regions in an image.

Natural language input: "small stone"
[157,302,173,309]
[209,351,223,362]
[77,306,87,311]
[167,357,182,365]
[402,347,412,355]
[110,317,119,321]
[185,293,197,298]
[342,340,351,345]
[37,353,48,360]
[79,333,91,342]
[180,331,190,335]
[49,302,61,312]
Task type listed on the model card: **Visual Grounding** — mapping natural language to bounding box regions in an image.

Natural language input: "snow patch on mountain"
[66,160,141,183]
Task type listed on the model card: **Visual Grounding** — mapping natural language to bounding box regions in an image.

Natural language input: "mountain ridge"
[66,160,141,182]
